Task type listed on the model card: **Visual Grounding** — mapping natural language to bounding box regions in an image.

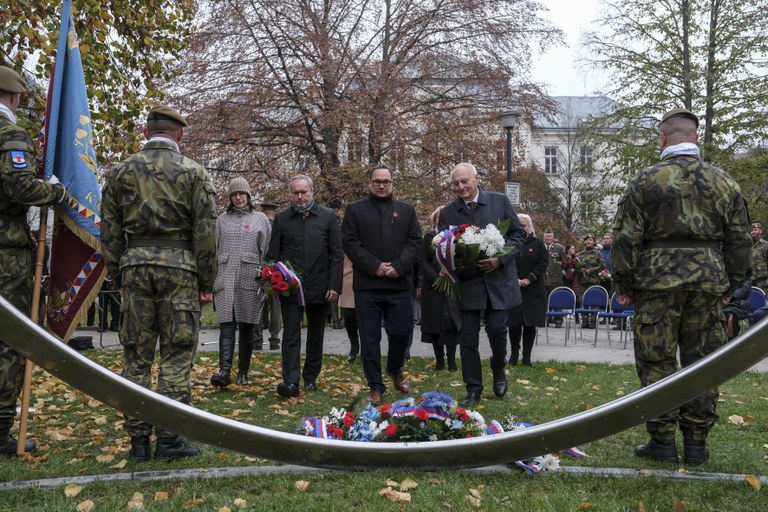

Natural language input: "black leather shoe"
[634,439,679,463]
[683,442,710,465]
[304,380,317,391]
[269,342,280,350]
[347,351,357,363]
[154,436,199,461]
[459,391,481,407]
[129,435,150,462]
[277,381,300,398]
[0,434,36,456]
[492,370,507,397]
[236,371,248,386]
[210,371,231,388]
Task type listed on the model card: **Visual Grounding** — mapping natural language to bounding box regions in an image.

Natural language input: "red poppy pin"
[393,212,398,219]
[527,248,534,253]
[305,211,310,217]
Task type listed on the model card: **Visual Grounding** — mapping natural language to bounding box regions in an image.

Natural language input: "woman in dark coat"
[420,207,460,371]
[507,214,548,366]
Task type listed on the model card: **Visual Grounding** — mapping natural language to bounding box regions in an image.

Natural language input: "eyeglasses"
[371,179,393,186]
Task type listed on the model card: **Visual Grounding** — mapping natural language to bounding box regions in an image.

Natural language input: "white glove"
[48,175,61,185]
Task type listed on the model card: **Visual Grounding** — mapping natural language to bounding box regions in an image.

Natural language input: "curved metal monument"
[2,295,766,470]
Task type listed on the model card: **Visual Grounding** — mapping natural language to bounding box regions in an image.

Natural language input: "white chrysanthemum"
[372,420,388,437]
[429,434,438,442]
[466,410,486,431]
[459,226,482,245]
[478,224,505,256]
[432,233,444,248]
[533,454,561,471]
[329,407,346,421]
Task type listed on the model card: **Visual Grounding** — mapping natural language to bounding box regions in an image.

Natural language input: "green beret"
[583,234,595,241]
[661,108,699,128]
[147,105,187,126]
[0,67,27,93]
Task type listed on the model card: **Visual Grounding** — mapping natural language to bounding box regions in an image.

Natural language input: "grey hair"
[518,213,535,237]
[451,162,478,179]
[289,174,314,191]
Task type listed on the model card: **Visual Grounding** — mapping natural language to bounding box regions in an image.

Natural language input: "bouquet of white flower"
[432,219,511,299]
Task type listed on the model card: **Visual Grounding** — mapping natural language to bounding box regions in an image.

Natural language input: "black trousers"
[280,300,328,385]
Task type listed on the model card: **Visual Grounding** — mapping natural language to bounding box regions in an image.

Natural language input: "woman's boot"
[433,343,445,370]
[508,324,523,366]
[446,346,458,372]
[521,326,536,366]
[237,323,255,385]
[211,322,236,387]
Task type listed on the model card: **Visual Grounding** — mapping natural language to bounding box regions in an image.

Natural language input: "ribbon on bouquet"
[275,261,306,306]
[435,226,460,284]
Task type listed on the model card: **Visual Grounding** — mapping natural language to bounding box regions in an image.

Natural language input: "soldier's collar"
[145,136,180,153]
[0,103,16,124]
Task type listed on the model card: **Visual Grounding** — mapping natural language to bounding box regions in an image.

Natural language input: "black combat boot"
[634,439,679,463]
[0,434,36,456]
[683,441,710,465]
[237,322,255,385]
[211,322,236,388]
[154,436,199,461]
[129,435,151,462]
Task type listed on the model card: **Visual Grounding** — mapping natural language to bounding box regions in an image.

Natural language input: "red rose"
[271,272,283,284]
[414,409,429,421]
[380,404,392,415]
[261,266,274,279]
[343,412,355,428]
[274,281,289,292]
[385,424,398,437]
[327,425,343,439]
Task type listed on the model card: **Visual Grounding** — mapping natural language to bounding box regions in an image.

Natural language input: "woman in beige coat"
[210,177,271,387]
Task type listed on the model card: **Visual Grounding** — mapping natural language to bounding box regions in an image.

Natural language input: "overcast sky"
[531,0,607,97]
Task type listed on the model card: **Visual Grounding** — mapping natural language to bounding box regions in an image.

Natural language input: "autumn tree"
[582,0,768,170]
[174,0,562,210]
[0,0,196,166]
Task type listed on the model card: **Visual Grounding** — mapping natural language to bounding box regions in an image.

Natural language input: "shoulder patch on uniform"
[10,150,26,168]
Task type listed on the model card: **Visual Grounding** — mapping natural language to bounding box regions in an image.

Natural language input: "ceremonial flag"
[43,0,105,340]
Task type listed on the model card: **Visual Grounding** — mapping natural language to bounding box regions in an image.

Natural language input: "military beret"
[147,105,187,126]
[753,222,763,229]
[583,234,595,241]
[0,67,27,93]
[261,202,278,211]
[661,108,699,127]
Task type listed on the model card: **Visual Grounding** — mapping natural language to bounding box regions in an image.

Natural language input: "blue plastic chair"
[574,285,609,340]
[544,286,577,346]
[596,293,634,348]
[747,287,767,327]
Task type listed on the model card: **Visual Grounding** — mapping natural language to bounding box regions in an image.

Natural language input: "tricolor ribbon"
[435,226,460,283]
[391,406,452,422]
[305,418,328,438]
[275,261,305,306]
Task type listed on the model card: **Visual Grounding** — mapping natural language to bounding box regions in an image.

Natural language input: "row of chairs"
[545,285,768,348]
[544,285,633,348]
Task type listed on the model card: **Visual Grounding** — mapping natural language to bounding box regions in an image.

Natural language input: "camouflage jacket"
[752,237,768,290]
[612,153,751,296]
[576,246,603,287]
[0,112,65,250]
[100,139,218,291]
[543,242,565,288]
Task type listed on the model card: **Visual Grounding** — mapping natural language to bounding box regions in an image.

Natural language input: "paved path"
[78,320,768,372]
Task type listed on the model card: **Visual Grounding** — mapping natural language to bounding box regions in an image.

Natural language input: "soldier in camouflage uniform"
[576,234,604,328]
[542,229,565,327]
[101,105,217,462]
[0,67,67,455]
[612,108,752,465]
[750,222,768,293]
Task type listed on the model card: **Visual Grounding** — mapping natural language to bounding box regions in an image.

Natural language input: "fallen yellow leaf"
[127,499,144,511]
[467,494,481,508]
[295,480,309,491]
[76,500,94,512]
[218,508,231,512]
[400,476,418,490]
[745,475,762,491]
[184,498,205,508]
[154,491,170,501]
[96,454,115,463]
[233,498,247,508]
[673,496,686,511]
[728,415,744,425]
[545,367,559,374]
[516,379,530,385]
[576,502,593,510]
[110,459,128,469]
[64,484,82,497]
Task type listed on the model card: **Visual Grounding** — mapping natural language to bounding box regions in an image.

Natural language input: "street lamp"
[498,110,520,182]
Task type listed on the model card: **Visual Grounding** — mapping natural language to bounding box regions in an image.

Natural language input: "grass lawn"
[0,350,765,511]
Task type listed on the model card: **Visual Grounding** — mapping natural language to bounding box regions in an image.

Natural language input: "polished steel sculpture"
[1,295,766,470]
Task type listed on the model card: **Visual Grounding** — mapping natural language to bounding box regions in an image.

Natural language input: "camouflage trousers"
[633,289,726,442]
[119,266,200,439]
[0,249,32,435]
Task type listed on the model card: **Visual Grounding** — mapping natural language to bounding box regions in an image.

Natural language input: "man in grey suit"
[438,163,526,406]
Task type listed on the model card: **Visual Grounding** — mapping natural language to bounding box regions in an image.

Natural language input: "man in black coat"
[438,163,526,406]
[341,164,422,406]
[267,175,343,397]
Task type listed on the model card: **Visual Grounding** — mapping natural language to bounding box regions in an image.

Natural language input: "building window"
[580,146,593,166]
[544,146,558,174]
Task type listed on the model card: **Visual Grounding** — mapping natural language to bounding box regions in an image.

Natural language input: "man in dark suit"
[438,162,526,406]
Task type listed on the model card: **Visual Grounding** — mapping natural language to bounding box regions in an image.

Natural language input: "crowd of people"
[1,65,766,467]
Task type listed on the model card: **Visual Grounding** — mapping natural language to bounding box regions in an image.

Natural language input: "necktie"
[467,201,477,211]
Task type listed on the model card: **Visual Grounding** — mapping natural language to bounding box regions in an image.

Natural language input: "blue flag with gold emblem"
[43,0,105,340]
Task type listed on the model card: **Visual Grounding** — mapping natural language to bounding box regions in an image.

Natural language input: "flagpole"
[17,205,50,454]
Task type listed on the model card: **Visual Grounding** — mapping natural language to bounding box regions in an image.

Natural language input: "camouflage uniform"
[101,139,217,440]
[543,241,565,296]
[751,237,768,293]
[612,153,751,444]
[0,109,66,438]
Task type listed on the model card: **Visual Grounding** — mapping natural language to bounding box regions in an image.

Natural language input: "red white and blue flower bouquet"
[301,391,587,473]
[258,261,305,305]
[432,219,512,299]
